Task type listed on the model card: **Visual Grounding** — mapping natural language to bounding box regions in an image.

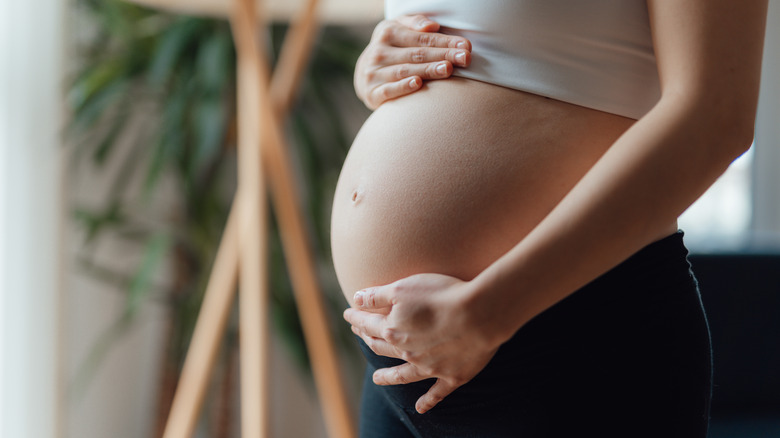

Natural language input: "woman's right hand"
[355,14,472,110]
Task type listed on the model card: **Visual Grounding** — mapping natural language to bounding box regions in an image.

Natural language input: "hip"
[358,230,713,436]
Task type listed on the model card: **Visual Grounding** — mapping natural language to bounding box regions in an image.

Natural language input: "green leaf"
[91,113,126,165]
[125,232,171,317]
[72,201,125,245]
[68,61,121,111]
[193,96,226,174]
[142,87,187,198]
[147,18,203,88]
[195,28,234,92]
[68,62,130,134]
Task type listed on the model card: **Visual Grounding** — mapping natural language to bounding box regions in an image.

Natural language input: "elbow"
[732,131,755,160]
[717,109,756,162]
[665,86,759,162]
[697,92,759,162]
[721,93,758,157]
[734,112,757,154]
[717,88,761,160]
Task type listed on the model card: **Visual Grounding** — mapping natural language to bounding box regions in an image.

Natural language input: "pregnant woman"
[331,1,768,437]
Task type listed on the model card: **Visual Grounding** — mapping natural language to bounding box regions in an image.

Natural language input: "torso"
[331,78,677,305]
[331,0,676,304]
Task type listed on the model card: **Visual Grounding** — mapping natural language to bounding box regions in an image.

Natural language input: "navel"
[351,186,365,205]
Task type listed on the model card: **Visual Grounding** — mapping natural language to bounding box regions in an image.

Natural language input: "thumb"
[354,285,395,310]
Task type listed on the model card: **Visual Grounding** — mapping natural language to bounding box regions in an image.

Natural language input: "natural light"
[679,145,755,250]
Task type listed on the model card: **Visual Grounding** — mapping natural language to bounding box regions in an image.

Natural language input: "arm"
[354,14,471,109]
[345,0,768,413]
[468,0,768,344]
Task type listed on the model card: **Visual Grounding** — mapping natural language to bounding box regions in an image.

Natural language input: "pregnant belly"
[330,77,635,305]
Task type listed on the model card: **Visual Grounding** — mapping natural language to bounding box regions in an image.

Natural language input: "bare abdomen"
[330,77,635,306]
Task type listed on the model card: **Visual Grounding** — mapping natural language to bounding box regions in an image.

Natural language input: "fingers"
[363,77,421,110]
[376,16,471,51]
[416,379,457,414]
[373,363,429,385]
[361,55,466,109]
[392,29,471,52]
[357,14,472,110]
[380,46,470,67]
[353,329,405,359]
[370,60,455,90]
[343,308,387,338]
[353,285,397,309]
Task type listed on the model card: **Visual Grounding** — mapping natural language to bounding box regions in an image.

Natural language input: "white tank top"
[385,0,661,119]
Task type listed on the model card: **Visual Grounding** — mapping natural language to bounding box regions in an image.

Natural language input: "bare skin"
[353,14,471,110]
[338,1,768,415]
[333,77,661,303]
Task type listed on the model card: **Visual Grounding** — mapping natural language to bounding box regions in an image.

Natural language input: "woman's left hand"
[343,273,503,414]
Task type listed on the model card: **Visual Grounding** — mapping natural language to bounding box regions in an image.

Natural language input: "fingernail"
[456,41,467,50]
[353,290,364,306]
[419,19,433,29]
[455,51,466,65]
[408,77,419,88]
[435,62,447,75]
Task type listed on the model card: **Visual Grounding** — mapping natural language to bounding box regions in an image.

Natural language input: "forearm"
[469,95,753,344]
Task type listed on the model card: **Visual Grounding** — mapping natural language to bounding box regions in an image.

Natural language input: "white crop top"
[385,0,661,120]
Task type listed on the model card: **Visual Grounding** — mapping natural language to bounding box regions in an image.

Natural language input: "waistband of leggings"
[356,230,694,368]
[629,229,688,260]
[558,229,697,310]
[610,229,692,281]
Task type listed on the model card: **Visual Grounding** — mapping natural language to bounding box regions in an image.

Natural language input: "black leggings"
[357,231,713,438]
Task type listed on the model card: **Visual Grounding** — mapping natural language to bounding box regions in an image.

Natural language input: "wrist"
[459,274,524,349]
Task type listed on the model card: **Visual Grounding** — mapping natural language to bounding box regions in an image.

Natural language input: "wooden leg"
[234,1,269,433]
[161,8,329,438]
[256,92,358,438]
[238,7,358,438]
[270,0,322,116]
[162,206,240,438]
[162,0,356,436]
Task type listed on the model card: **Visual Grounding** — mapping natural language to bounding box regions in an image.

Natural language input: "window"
[678,147,754,250]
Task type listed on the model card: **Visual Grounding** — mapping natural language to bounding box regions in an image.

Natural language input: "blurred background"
[0,1,778,437]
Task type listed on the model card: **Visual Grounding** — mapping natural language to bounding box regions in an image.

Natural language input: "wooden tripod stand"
[157,0,357,436]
